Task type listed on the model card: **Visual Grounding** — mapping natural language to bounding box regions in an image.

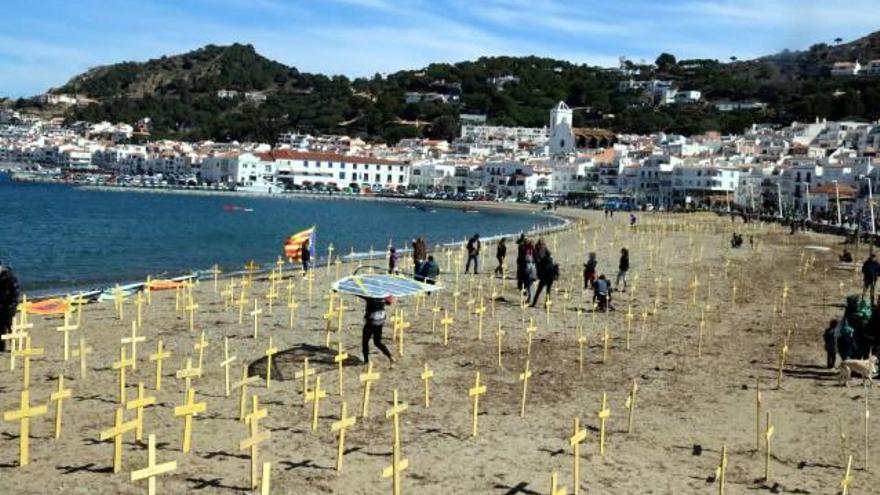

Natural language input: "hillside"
[16,30,880,143]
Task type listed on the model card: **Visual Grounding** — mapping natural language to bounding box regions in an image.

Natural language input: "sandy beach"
[2,208,878,494]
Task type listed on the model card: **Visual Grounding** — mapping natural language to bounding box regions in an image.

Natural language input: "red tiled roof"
[259,149,406,166]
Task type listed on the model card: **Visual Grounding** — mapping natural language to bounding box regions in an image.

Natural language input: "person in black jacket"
[465,234,481,274]
[300,238,312,276]
[862,254,880,303]
[360,296,394,365]
[494,238,507,276]
[615,248,630,292]
[530,250,558,307]
[0,262,20,352]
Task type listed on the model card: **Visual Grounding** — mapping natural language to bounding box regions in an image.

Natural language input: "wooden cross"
[149,340,171,391]
[136,291,144,327]
[841,454,853,495]
[220,337,237,397]
[174,387,207,453]
[14,336,44,389]
[420,362,434,408]
[525,318,537,357]
[441,310,454,346]
[99,407,138,472]
[764,411,774,481]
[176,357,202,392]
[597,391,611,456]
[395,309,410,357]
[475,298,486,341]
[359,361,380,418]
[3,389,47,466]
[519,360,532,417]
[50,374,72,439]
[264,337,279,389]
[56,309,78,361]
[251,300,263,339]
[193,331,209,372]
[240,395,270,490]
[495,322,505,369]
[122,321,146,370]
[113,285,126,320]
[287,294,299,329]
[577,333,587,373]
[306,375,327,433]
[233,366,261,422]
[625,379,638,434]
[431,304,441,333]
[294,358,316,405]
[237,288,249,324]
[113,346,135,404]
[331,401,357,471]
[334,341,348,396]
[550,470,568,495]
[72,337,93,379]
[570,417,588,495]
[383,389,409,495]
[469,371,487,437]
[3,319,28,371]
[776,342,789,389]
[126,382,156,441]
[716,444,728,495]
[755,378,762,451]
[326,244,335,275]
[131,433,177,495]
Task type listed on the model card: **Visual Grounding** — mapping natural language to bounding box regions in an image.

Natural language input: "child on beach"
[388,247,399,274]
[593,274,613,312]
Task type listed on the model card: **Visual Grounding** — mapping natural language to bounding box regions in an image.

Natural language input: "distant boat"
[223,205,253,212]
[462,207,479,213]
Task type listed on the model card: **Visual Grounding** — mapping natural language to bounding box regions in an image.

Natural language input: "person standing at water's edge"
[388,247,399,275]
[0,261,20,352]
[465,234,481,274]
[301,238,312,276]
[360,296,394,366]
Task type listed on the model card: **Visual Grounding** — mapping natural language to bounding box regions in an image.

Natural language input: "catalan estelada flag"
[284,226,316,261]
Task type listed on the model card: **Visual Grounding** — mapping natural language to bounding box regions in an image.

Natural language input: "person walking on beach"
[494,238,507,277]
[360,295,394,366]
[530,249,559,307]
[616,248,630,292]
[388,247,400,275]
[862,253,880,303]
[583,252,598,290]
[515,234,528,292]
[465,234,481,274]
[300,238,312,276]
[523,251,537,303]
[0,261,20,352]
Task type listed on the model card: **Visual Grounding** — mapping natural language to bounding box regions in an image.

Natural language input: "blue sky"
[2,0,880,97]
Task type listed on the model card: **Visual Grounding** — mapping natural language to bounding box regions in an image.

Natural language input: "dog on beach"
[838,355,878,386]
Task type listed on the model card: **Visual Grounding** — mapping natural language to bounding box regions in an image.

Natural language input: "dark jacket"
[363,297,387,326]
[536,254,558,283]
[496,242,507,259]
[863,259,879,283]
[619,253,630,272]
[301,244,311,262]
[420,259,440,281]
[0,266,20,329]
[467,236,480,255]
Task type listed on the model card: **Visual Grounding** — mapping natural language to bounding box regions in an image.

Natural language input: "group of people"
[582,248,630,312]
[386,236,440,284]
[513,234,560,307]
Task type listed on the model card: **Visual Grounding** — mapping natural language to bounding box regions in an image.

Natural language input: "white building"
[831,61,861,77]
[200,152,269,189]
[259,150,410,191]
[548,101,575,156]
[671,166,741,205]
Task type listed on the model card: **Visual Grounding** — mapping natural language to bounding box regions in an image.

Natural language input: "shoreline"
[23,198,572,300]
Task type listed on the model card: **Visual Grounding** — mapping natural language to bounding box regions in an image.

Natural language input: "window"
[303,161,309,167]
[353,164,358,170]
[387,174,392,182]
[339,172,346,179]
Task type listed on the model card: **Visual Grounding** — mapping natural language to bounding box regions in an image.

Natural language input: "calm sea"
[0,173,559,293]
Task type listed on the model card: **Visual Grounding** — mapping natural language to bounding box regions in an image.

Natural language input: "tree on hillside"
[655,53,677,71]
[834,37,843,45]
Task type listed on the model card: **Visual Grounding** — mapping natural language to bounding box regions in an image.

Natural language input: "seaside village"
[4,100,880,222]
[5,101,880,494]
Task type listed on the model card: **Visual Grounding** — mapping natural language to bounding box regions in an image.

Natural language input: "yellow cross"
[495,322,505,369]
[764,411,774,481]
[148,340,171,391]
[3,388,47,467]
[469,371,487,437]
[525,318,537,357]
[193,331,209,372]
[121,321,146,370]
[440,310,454,346]
[383,389,409,495]
[519,359,532,418]
[126,382,156,441]
[113,346,135,404]
[50,374,72,439]
[99,407,138,472]
[55,308,78,361]
[233,366,261,422]
[3,317,29,370]
[597,391,611,456]
[130,433,177,495]
[331,401,357,471]
[287,293,299,329]
[72,337,93,379]
[250,300,263,339]
[570,417,588,495]
[359,362,380,418]
[420,362,434,408]
[175,357,202,392]
[550,470,568,495]
[174,387,207,453]
[626,379,639,434]
[13,335,43,389]
[334,341,348,396]
[294,358,316,405]
[841,454,853,495]
[306,375,327,433]
[220,337,237,397]
[239,395,271,490]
